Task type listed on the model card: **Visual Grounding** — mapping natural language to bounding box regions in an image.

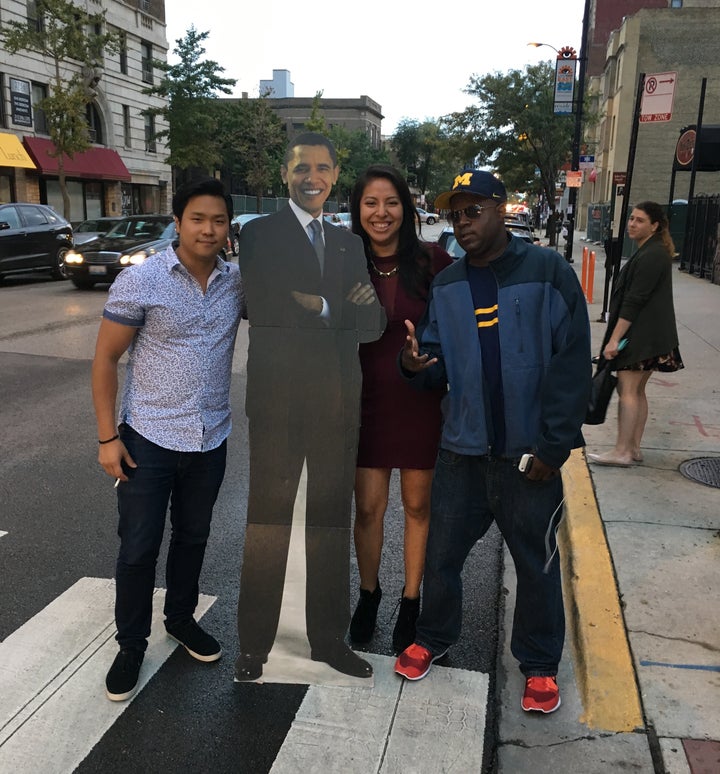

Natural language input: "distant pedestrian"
[393,169,591,715]
[92,176,245,701]
[589,201,683,467]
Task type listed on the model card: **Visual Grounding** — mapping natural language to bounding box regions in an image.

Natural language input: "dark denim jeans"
[416,450,565,677]
[115,424,227,651]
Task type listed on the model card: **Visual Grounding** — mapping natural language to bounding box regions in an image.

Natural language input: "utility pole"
[564,0,591,264]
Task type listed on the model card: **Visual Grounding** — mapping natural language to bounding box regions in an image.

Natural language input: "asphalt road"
[0,238,503,774]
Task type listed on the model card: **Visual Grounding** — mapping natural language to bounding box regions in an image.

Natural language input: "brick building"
[585,1,720,234]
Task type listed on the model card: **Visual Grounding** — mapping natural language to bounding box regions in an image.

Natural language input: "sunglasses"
[447,204,495,224]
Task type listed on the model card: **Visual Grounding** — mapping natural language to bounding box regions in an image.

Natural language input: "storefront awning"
[23,137,131,182]
[0,132,37,169]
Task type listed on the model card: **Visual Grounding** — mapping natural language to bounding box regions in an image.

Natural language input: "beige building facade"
[585,1,720,235]
[0,0,172,220]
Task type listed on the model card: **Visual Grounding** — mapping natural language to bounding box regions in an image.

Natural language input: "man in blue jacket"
[394,170,591,714]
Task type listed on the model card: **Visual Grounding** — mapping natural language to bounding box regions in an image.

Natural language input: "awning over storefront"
[23,137,131,182]
[0,132,37,169]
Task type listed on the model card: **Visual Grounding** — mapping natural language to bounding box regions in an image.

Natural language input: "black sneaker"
[392,595,420,655]
[166,619,222,662]
[106,648,144,702]
[349,584,382,643]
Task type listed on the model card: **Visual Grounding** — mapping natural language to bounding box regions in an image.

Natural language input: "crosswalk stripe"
[271,653,488,773]
[0,531,7,539]
[0,577,215,774]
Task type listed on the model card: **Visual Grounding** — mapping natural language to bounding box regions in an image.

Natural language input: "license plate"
[89,265,107,275]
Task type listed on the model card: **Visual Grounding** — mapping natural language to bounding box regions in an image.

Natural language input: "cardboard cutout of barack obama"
[235,133,385,685]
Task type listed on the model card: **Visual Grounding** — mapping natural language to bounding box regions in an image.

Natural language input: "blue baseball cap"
[434,169,507,209]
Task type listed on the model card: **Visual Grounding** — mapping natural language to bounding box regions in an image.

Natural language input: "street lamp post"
[529,0,590,263]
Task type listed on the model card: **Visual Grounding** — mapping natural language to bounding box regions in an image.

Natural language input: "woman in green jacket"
[589,201,683,467]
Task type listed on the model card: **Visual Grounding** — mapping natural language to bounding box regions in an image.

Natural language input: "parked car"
[438,226,454,250]
[416,207,439,225]
[230,213,268,255]
[64,215,174,289]
[0,202,73,281]
[72,216,124,247]
[326,212,352,230]
[439,225,537,260]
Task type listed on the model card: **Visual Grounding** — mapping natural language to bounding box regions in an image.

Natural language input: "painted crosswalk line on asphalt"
[0,577,216,774]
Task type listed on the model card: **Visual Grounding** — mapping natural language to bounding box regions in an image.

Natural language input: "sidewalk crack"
[629,628,719,653]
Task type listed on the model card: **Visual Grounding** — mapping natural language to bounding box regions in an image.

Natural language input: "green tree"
[443,62,575,242]
[221,96,285,211]
[328,126,390,203]
[1,0,119,218]
[143,26,235,184]
[391,119,452,204]
[304,91,327,134]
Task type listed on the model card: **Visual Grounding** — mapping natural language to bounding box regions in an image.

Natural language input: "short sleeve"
[102,267,146,327]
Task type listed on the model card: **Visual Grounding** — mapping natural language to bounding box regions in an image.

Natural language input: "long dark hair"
[350,165,432,299]
[633,200,675,256]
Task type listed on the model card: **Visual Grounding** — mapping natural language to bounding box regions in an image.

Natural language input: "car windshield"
[105,219,168,240]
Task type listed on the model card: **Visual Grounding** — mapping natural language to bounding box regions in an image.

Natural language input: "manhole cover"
[679,457,720,488]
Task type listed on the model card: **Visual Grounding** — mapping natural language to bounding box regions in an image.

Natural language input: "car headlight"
[65,251,84,264]
[120,250,148,265]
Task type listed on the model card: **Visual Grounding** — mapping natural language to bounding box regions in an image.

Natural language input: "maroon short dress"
[356,243,453,469]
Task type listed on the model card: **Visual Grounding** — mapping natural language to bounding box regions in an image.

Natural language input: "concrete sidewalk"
[496,233,720,773]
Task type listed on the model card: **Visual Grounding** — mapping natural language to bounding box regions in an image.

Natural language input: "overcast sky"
[165,1,584,135]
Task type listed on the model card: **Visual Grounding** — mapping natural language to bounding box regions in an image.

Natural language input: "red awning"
[23,137,131,182]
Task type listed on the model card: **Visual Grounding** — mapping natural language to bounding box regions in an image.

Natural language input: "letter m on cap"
[453,172,473,189]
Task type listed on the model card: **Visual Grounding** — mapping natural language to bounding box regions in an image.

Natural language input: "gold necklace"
[370,259,399,278]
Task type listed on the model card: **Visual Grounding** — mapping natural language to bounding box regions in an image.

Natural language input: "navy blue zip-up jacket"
[406,236,592,469]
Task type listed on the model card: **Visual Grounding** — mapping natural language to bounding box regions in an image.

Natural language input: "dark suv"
[64,214,174,289]
[0,203,73,281]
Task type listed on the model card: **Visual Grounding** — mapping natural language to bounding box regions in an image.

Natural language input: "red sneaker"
[521,676,561,713]
[394,643,447,681]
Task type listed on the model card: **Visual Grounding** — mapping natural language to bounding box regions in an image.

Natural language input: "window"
[123,105,132,147]
[144,113,156,153]
[119,33,128,75]
[27,0,44,32]
[20,204,49,226]
[0,73,5,128]
[85,103,102,144]
[31,82,48,134]
[670,0,683,6]
[141,41,153,84]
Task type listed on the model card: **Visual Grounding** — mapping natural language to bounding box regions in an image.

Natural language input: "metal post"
[564,0,591,264]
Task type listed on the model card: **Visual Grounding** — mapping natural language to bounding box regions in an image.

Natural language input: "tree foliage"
[389,119,466,207]
[443,62,574,217]
[144,26,236,177]
[1,0,119,217]
[220,96,285,210]
[328,126,390,202]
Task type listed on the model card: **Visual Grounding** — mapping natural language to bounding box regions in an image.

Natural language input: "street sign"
[612,171,627,185]
[553,47,577,115]
[579,155,594,169]
[639,72,677,123]
[566,171,582,188]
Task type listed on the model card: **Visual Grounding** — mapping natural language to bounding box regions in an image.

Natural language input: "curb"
[559,448,645,732]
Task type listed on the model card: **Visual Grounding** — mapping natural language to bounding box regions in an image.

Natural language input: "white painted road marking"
[0,531,7,539]
[271,653,488,773]
[0,577,216,774]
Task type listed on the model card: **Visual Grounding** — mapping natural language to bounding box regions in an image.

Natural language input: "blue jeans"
[115,425,227,651]
[416,451,565,677]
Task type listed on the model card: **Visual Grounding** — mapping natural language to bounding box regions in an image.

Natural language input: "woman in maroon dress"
[349,165,452,653]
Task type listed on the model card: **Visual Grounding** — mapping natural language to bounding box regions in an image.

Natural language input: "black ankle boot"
[392,594,420,654]
[349,584,382,643]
